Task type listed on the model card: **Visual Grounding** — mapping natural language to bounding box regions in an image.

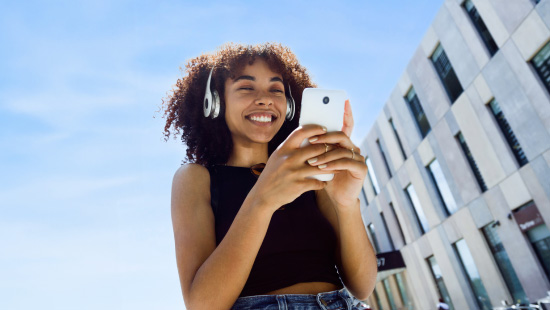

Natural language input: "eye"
[239,87,254,91]
[271,89,284,94]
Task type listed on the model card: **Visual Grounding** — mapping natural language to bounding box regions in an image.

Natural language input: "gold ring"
[351,148,355,160]
[324,143,329,153]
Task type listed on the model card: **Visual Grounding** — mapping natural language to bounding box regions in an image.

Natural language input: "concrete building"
[358,0,550,309]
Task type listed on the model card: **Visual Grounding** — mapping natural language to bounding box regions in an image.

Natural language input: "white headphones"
[203,67,296,121]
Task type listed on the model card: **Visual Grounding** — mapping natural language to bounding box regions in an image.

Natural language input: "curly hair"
[161,42,316,167]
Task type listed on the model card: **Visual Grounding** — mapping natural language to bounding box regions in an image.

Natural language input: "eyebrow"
[234,75,284,83]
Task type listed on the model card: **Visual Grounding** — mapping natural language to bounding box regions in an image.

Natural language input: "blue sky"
[0,0,442,308]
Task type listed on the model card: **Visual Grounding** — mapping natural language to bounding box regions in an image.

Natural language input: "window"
[532,41,550,94]
[427,159,458,215]
[383,278,398,310]
[377,139,392,178]
[427,256,454,310]
[488,99,528,167]
[431,44,464,103]
[463,0,498,56]
[368,223,380,253]
[361,188,369,206]
[454,239,492,310]
[395,273,412,310]
[404,184,430,234]
[526,223,550,279]
[482,222,528,304]
[405,87,431,138]
[457,132,488,192]
[389,202,406,245]
[380,212,395,250]
[389,118,407,159]
[373,288,383,310]
[366,157,380,195]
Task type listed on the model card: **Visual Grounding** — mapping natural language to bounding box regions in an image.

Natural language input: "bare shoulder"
[171,163,216,301]
[172,163,210,189]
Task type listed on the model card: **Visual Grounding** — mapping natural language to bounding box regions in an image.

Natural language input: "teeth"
[250,115,272,123]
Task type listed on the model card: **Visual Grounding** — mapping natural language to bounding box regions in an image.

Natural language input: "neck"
[226,141,269,167]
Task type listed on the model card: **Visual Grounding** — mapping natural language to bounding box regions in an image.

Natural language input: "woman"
[162,43,377,310]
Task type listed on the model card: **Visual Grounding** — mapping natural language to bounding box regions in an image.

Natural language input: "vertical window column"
[368,223,380,253]
[404,184,430,234]
[427,256,455,310]
[463,0,498,56]
[389,202,406,245]
[377,139,392,178]
[395,273,412,310]
[531,41,550,94]
[454,239,492,310]
[482,222,528,304]
[380,212,395,250]
[427,159,458,215]
[431,44,464,103]
[389,118,407,160]
[457,132,488,192]
[383,278,398,310]
[488,99,528,167]
[405,87,431,138]
[366,157,380,195]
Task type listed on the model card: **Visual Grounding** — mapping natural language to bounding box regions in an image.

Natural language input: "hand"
[305,100,367,209]
[249,124,336,213]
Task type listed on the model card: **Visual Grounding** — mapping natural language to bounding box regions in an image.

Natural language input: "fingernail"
[307,157,318,164]
[322,126,327,132]
[318,164,327,169]
[309,137,319,143]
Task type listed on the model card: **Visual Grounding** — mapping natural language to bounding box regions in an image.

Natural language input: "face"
[223,59,287,146]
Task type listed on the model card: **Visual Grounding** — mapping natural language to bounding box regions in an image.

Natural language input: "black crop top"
[207,165,343,297]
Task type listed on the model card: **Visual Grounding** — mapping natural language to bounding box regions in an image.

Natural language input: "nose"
[254,92,274,106]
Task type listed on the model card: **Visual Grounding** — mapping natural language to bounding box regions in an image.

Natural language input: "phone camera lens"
[323,96,329,104]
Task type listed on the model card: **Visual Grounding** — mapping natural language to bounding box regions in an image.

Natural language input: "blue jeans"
[231,288,358,310]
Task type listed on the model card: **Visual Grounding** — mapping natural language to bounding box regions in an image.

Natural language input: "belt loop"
[316,294,329,310]
[338,288,353,310]
[276,295,287,310]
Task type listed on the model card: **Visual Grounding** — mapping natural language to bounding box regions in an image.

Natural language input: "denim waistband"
[231,288,355,310]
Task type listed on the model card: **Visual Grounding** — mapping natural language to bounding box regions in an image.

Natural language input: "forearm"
[187,198,273,310]
[334,199,377,301]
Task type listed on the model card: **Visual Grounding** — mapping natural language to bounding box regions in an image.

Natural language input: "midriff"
[265,282,342,295]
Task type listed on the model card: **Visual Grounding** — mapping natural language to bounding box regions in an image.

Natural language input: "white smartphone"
[299,88,347,181]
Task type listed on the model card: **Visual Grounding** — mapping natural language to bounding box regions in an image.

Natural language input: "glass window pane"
[482,223,528,304]
[405,87,431,138]
[395,273,413,310]
[427,256,454,310]
[390,118,407,160]
[368,223,380,253]
[383,278,397,310]
[526,224,550,279]
[428,159,458,215]
[488,99,528,167]
[463,0,499,56]
[405,184,430,234]
[454,239,492,310]
[532,41,550,94]
[366,157,380,195]
[431,44,464,103]
[457,132,487,192]
[377,139,392,178]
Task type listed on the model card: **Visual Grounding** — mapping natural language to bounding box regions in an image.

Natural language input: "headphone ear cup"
[212,90,220,118]
[286,97,295,121]
[203,93,213,117]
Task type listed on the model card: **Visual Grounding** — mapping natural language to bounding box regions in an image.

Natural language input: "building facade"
[358,0,550,309]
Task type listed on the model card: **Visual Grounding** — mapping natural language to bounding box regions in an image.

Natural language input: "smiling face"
[223,58,287,147]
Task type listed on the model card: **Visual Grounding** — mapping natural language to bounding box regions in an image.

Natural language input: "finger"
[306,148,365,166]
[309,131,359,152]
[285,124,327,149]
[316,158,368,179]
[342,99,354,137]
